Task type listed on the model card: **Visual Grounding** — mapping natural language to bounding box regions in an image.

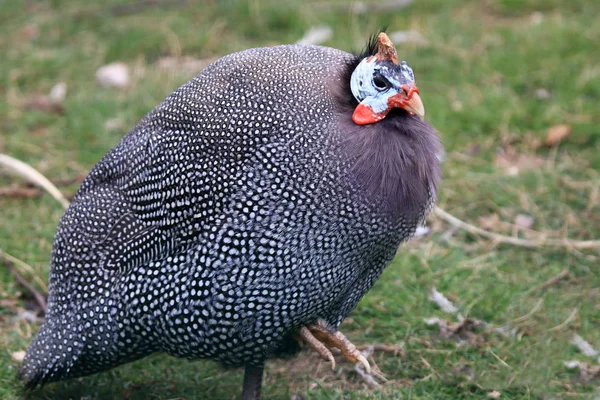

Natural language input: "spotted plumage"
[20,40,441,390]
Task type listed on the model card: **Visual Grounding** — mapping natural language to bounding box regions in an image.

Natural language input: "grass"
[1,0,599,398]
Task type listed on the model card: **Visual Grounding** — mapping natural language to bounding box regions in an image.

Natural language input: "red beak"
[389,84,424,120]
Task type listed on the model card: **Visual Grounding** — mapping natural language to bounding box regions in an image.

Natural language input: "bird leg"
[296,319,371,373]
[241,363,264,400]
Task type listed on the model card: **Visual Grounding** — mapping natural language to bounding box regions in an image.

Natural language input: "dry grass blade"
[511,298,544,323]
[548,308,578,332]
[356,344,405,356]
[538,269,570,290]
[0,154,70,209]
[0,186,46,198]
[489,350,511,369]
[0,186,75,201]
[0,250,48,292]
[0,253,47,314]
[434,207,600,250]
[0,173,84,200]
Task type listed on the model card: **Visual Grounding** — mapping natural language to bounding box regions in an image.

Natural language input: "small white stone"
[96,62,130,88]
[49,82,67,103]
[429,288,458,314]
[571,334,598,357]
[530,12,544,25]
[514,214,534,230]
[535,88,551,99]
[11,350,26,362]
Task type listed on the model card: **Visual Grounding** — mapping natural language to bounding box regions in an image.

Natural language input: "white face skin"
[350,58,416,113]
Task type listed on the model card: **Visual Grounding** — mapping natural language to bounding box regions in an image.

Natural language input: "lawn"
[1,0,599,399]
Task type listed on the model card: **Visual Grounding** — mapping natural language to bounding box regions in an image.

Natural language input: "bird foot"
[296,319,371,373]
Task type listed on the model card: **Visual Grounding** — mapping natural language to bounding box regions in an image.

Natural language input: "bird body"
[20,37,441,392]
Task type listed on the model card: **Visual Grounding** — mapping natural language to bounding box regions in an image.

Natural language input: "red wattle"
[352,103,386,125]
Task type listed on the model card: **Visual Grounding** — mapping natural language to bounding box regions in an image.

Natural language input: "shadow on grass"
[24,355,244,400]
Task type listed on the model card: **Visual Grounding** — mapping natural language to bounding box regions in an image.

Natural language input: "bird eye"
[372,76,388,90]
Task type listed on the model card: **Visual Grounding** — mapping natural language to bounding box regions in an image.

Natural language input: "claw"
[331,331,372,374]
[356,352,371,374]
[296,320,371,373]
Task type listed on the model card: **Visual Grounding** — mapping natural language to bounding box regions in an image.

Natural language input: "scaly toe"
[332,331,371,373]
[297,326,336,370]
[301,320,372,373]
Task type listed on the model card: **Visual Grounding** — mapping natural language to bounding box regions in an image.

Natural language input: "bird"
[19,32,441,399]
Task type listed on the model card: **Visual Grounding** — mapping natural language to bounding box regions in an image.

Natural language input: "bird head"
[350,33,424,125]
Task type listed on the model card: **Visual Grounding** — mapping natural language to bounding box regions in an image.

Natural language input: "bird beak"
[390,84,425,120]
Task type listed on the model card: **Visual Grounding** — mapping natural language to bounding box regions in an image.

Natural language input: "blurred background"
[1,0,599,398]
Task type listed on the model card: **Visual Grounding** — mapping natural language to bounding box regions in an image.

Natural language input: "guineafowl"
[19,33,441,399]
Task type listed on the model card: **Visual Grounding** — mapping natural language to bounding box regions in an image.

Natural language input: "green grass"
[1,0,599,398]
